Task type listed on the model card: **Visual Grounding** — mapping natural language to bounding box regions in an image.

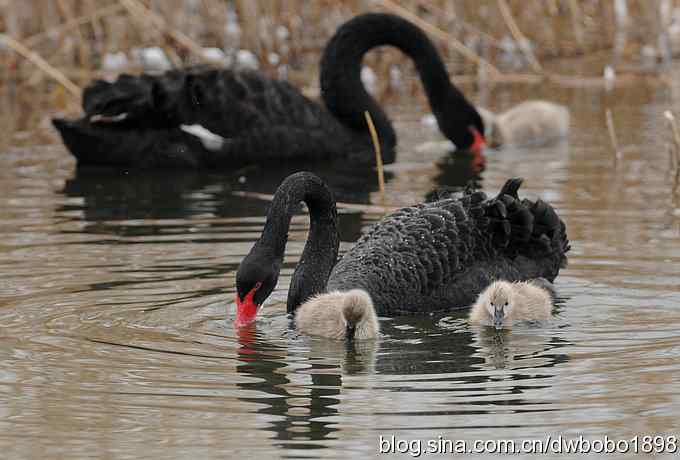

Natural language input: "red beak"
[234,284,260,328]
[468,126,486,155]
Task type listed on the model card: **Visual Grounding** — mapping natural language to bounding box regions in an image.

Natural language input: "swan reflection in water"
[229,309,569,450]
[57,163,392,237]
[468,294,570,370]
[233,321,377,446]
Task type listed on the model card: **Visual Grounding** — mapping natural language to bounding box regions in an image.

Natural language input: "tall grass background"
[1,0,679,148]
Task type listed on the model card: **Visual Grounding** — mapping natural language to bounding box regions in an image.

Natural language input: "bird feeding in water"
[234,172,569,339]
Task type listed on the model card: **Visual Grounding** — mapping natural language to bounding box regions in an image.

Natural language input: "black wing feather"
[327,178,569,315]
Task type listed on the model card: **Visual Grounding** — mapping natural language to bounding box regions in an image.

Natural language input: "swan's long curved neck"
[320,13,474,147]
[255,173,339,313]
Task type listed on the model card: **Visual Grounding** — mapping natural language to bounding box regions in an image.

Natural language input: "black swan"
[52,13,485,168]
[234,172,570,333]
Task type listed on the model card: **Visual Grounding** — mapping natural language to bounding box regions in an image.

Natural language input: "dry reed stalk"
[664,111,680,148]
[448,71,655,88]
[0,34,81,99]
[546,72,655,88]
[496,0,543,74]
[84,0,106,52]
[200,0,228,48]
[377,0,502,78]
[118,0,212,63]
[664,111,680,171]
[418,0,502,49]
[24,4,125,48]
[231,190,399,214]
[56,0,91,71]
[364,111,386,205]
[235,0,260,55]
[450,73,540,85]
[605,108,621,164]
[567,0,586,51]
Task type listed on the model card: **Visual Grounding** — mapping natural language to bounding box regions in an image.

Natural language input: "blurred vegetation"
[1,0,679,147]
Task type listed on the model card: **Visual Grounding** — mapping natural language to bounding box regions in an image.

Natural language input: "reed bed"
[2,0,680,148]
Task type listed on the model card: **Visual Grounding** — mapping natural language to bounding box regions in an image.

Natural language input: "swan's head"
[467,124,486,156]
[486,282,515,329]
[234,251,280,328]
[437,102,486,155]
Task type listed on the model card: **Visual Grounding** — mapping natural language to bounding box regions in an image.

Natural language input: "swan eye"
[490,302,494,308]
[255,281,263,290]
[504,301,508,307]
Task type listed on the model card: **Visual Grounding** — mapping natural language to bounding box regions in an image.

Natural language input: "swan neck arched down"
[320,13,478,148]
[257,173,339,313]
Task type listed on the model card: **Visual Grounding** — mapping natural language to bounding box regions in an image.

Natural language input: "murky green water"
[1,74,680,459]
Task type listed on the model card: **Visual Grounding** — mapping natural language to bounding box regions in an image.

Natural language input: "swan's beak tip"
[469,127,486,155]
[235,292,259,328]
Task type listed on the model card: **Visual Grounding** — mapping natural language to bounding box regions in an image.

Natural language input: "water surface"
[1,75,680,459]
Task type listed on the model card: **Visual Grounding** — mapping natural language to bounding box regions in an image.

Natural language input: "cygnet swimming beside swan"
[479,100,569,148]
[468,280,554,329]
[418,100,569,154]
[295,289,379,340]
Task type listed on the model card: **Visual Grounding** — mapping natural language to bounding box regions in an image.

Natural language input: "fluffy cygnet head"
[486,281,515,329]
[342,289,374,337]
[295,289,379,340]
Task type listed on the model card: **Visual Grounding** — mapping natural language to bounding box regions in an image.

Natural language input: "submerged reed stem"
[606,108,621,165]
[663,111,680,193]
[664,111,680,158]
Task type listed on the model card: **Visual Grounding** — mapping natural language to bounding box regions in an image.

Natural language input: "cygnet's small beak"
[493,308,504,329]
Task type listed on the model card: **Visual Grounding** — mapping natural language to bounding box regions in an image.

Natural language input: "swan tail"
[81,69,216,125]
[82,73,159,122]
[481,179,570,277]
[523,198,570,269]
[479,178,533,247]
[497,177,523,199]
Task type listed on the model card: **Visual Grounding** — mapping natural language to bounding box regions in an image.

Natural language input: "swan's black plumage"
[236,173,569,317]
[52,13,483,168]
[327,179,569,315]
[54,69,352,168]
